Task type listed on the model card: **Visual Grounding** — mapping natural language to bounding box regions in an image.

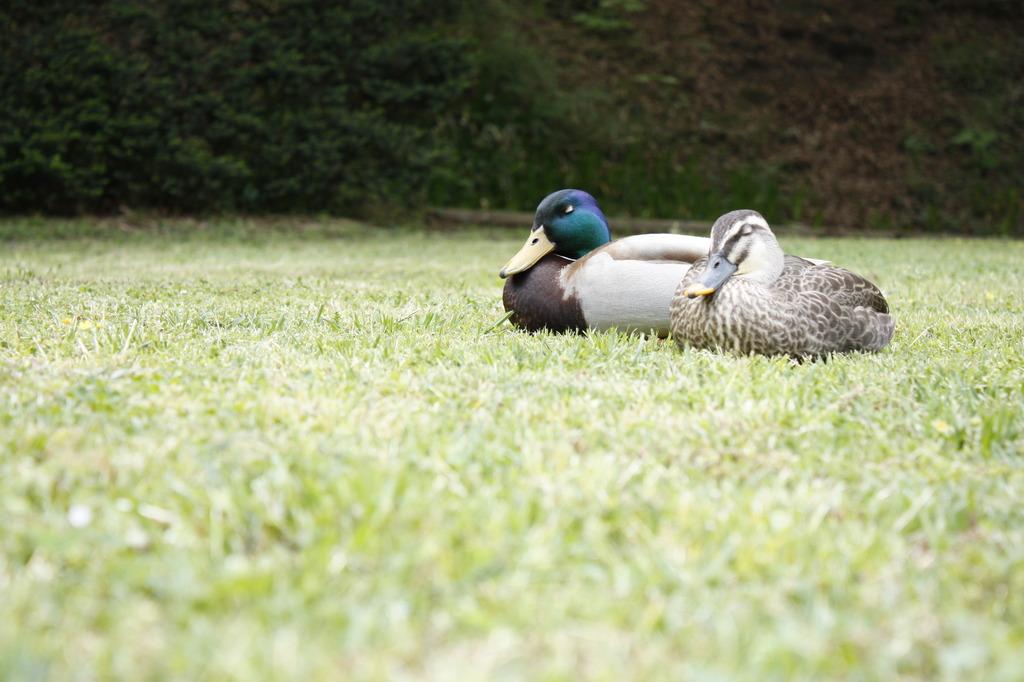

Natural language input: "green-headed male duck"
[499,189,710,336]
[670,209,894,359]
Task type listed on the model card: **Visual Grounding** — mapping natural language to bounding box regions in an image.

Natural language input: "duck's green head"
[499,189,611,278]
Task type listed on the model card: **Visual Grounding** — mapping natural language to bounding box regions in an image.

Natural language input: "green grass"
[1,219,1023,681]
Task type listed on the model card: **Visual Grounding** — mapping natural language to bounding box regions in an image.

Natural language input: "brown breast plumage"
[502,254,586,333]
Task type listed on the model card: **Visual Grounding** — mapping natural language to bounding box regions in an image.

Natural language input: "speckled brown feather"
[670,214,894,359]
[778,262,889,314]
[671,259,894,358]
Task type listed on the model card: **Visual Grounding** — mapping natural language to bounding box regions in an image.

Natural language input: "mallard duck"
[499,189,711,336]
[669,209,894,358]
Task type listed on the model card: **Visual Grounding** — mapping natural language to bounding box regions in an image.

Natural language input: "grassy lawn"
[1,218,1022,681]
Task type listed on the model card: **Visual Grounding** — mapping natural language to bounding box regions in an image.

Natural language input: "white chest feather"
[562,252,691,336]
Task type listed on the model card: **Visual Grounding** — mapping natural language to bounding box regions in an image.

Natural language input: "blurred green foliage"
[0,0,470,215]
[431,0,1022,233]
[428,0,794,222]
[1,0,1020,233]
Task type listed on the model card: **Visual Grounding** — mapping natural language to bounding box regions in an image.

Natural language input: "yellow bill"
[499,228,556,278]
[683,282,716,298]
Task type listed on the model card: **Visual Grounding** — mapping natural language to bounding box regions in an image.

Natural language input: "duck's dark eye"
[564,204,574,214]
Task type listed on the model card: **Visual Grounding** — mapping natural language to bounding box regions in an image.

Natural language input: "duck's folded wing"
[605,234,829,266]
[599,234,711,263]
[790,265,890,313]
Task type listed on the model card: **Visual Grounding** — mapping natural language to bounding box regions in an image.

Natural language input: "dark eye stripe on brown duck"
[498,191,830,337]
[669,209,895,359]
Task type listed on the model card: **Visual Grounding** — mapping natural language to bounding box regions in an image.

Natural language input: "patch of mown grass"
[1,221,1023,680]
